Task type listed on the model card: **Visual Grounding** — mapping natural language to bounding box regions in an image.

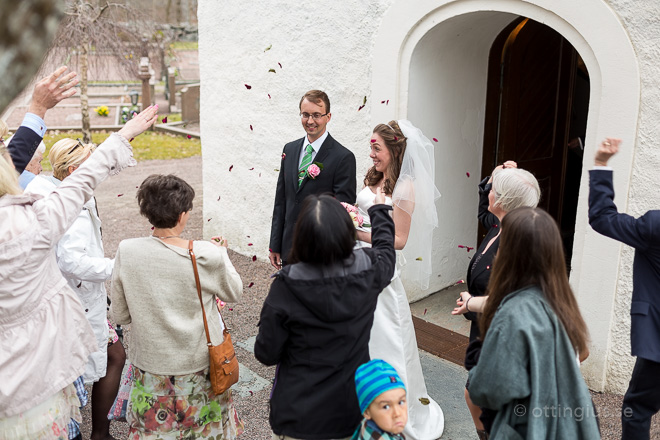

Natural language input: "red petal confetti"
[229,165,234,171]
[249,390,254,396]
[252,255,257,262]
[466,172,470,178]
[248,243,253,246]
[217,196,221,201]
[466,246,474,252]
[187,135,192,139]
[281,153,286,159]
[151,226,154,230]
[247,236,250,238]
[228,308,233,311]
[423,308,427,315]
[129,138,134,142]
[278,62,282,69]
[386,100,389,105]
[381,100,386,104]
[370,139,376,143]
[117,194,123,197]
[269,248,273,252]
[394,136,398,141]
[248,282,254,288]
[249,167,254,170]
[207,218,212,222]
[245,84,252,89]
[358,105,365,111]
[250,125,253,131]
[268,94,271,99]
[162,116,168,123]
[433,138,438,142]
[458,245,465,248]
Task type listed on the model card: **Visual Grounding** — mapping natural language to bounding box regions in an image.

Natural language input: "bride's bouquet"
[341,202,366,229]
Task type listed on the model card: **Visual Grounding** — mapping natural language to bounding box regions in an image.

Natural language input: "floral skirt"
[0,383,81,440]
[127,366,243,440]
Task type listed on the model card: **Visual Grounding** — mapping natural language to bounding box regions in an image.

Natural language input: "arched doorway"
[480,17,591,266]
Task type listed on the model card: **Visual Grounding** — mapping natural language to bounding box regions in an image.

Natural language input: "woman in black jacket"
[454,161,540,439]
[255,190,396,439]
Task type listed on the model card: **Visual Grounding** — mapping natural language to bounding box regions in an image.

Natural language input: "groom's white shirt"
[297,130,329,168]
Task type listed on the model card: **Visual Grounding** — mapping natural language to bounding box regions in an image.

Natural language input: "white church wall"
[198,0,394,262]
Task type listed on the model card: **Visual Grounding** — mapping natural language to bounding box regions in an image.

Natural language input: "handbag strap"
[188,241,230,347]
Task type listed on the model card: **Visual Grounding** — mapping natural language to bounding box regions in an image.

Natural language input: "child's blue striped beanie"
[355,359,406,414]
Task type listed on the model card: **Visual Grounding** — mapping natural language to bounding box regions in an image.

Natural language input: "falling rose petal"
[381,100,386,104]
[207,218,212,222]
[117,194,123,197]
[217,196,221,201]
[278,62,282,69]
[458,245,465,248]
[268,248,272,252]
[248,282,254,288]
[467,246,474,252]
[249,167,254,170]
[162,116,168,123]
[433,138,438,142]
[268,68,276,73]
[268,94,271,99]
[466,172,470,178]
[151,226,154,230]
[264,44,272,52]
[129,138,134,142]
[252,255,257,262]
[250,125,253,131]
[248,243,253,246]
[386,100,389,105]
[187,135,192,139]
[415,257,423,261]
[244,84,252,89]
[229,165,234,171]
[358,105,365,111]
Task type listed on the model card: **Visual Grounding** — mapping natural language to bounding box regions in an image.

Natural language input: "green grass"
[41,131,201,171]
[170,41,198,50]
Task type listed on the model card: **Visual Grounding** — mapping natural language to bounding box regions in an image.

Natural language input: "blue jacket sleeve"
[7,126,42,174]
[588,169,654,251]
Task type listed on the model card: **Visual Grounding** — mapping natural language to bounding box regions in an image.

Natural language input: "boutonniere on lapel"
[306,162,323,179]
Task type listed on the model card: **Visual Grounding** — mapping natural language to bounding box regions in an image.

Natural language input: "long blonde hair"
[49,138,95,181]
[0,149,21,197]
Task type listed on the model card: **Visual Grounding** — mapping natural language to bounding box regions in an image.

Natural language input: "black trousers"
[622,357,660,440]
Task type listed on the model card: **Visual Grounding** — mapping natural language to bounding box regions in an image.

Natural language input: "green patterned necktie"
[298,144,313,186]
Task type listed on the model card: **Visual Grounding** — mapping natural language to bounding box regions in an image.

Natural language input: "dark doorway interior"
[480,17,590,268]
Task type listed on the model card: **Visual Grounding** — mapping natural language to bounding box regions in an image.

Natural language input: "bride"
[355,120,443,439]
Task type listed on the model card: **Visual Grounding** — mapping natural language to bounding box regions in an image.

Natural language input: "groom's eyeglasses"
[300,112,328,121]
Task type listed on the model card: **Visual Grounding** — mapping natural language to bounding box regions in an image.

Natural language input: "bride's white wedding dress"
[356,186,445,440]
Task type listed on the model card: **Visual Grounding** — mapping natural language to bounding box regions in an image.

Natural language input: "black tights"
[90,341,126,440]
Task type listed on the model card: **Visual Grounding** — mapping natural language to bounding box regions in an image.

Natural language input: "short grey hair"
[491,167,541,213]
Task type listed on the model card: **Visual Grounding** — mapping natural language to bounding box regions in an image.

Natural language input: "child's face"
[364,388,407,434]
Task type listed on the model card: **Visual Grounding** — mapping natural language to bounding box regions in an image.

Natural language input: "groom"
[269,90,356,268]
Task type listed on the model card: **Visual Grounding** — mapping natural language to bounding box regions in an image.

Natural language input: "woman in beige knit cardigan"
[110,174,244,439]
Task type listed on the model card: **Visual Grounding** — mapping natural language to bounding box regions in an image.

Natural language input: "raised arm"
[39,106,158,247]
[8,66,78,173]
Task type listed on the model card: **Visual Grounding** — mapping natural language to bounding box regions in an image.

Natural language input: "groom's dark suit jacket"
[589,169,660,363]
[270,133,356,262]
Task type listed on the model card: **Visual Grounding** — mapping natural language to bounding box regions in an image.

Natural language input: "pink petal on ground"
[229,165,234,171]
[249,390,254,396]
[424,308,427,315]
[252,255,257,262]
[433,138,438,142]
[248,282,254,288]
[162,116,167,123]
[228,308,233,311]
[245,84,252,89]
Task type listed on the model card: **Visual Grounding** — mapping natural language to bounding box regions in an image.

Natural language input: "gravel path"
[79,155,658,440]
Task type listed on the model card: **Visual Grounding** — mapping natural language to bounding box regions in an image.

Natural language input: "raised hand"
[29,66,79,118]
[374,185,386,205]
[595,137,621,166]
[118,105,159,141]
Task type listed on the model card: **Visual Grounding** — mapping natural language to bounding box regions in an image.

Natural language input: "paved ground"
[79,154,660,440]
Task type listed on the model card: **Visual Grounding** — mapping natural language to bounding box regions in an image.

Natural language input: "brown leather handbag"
[188,240,239,395]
